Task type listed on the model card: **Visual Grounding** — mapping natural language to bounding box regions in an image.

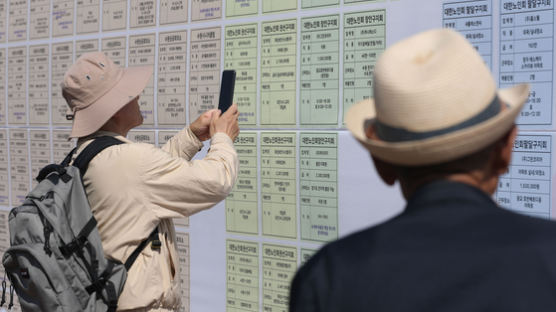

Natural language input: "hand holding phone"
[210,102,240,141]
[218,70,236,113]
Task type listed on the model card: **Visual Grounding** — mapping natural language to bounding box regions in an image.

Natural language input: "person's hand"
[210,103,239,141]
[190,109,218,141]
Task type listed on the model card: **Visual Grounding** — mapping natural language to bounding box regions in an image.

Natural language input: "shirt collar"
[77,130,132,148]
[405,180,498,213]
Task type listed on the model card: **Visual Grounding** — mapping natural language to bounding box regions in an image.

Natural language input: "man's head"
[345,29,528,195]
[61,52,152,138]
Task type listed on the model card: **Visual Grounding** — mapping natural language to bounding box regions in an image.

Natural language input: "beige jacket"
[74,128,238,311]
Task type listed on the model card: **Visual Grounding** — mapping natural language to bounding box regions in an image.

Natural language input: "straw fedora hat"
[346,28,529,166]
[61,51,153,138]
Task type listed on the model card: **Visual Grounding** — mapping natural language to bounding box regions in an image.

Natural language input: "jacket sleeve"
[161,126,204,160]
[140,131,238,219]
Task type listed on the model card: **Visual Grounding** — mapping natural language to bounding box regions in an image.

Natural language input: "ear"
[493,125,517,176]
[364,122,398,185]
[371,155,397,185]
[111,103,128,121]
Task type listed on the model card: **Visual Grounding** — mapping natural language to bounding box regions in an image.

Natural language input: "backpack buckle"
[59,236,87,257]
[151,239,162,250]
[59,241,77,257]
[85,276,107,294]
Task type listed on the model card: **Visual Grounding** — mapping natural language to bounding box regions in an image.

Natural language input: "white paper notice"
[28,45,49,125]
[8,47,27,124]
[9,130,28,206]
[51,42,74,126]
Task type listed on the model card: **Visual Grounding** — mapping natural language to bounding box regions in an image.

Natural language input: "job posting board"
[0,0,553,311]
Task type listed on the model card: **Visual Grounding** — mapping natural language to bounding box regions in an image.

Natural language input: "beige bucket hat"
[346,28,529,166]
[61,51,153,138]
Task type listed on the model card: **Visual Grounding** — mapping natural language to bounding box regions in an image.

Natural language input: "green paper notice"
[261,132,297,238]
[300,15,340,126]
[262,0,297,13]
[262,244,297,311]
[301,248,317,266]
[226,132,258,234]
[300,133,339,242]
[227,240,259,311]
[343,10,386,122]
[302,0,339,9]
[226,0,258,17]
[225,24,258,125]
[261,20,297,126]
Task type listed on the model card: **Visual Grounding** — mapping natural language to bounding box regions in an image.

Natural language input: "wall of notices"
[0,0,554,311]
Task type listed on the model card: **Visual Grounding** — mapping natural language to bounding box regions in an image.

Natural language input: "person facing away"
[61,51,239,311]
[289,28,556,312]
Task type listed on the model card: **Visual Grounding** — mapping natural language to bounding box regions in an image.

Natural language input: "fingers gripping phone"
[218,70,236,113]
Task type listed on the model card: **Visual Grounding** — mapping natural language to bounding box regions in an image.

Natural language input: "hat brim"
[70,65,153,138]
[345,83,530,166]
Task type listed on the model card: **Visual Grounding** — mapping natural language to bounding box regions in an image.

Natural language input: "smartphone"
[218,70,236,113]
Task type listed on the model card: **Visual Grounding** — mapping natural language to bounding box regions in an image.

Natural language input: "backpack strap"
[58,216,97,257]
[84,228,160,300]
[71,135,159,271]
[73,136,125,178]
[60,147,77,167]
[36,164,72,183]
[124,227,160,270]
[84,261,119,311]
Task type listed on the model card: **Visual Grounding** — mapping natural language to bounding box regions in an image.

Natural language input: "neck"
[400,170,499,199]
[99,120,129,137]
[446,172,499,195]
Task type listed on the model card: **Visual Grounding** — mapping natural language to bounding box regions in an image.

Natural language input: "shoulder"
[93,141,156,158]
[298,226,378,279]
[501,210,556,243]
[90,142,164,172]
[102,140,163,154]
[291,227,377,308]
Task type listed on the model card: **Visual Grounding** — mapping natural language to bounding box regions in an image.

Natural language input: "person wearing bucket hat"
[290,29,556,312]
[61,51,239,311]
